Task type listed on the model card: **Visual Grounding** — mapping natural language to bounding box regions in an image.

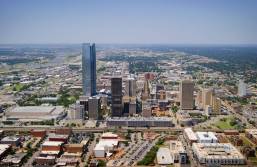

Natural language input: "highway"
[0,125,184,133]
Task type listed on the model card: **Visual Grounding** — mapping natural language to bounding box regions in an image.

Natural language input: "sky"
[0,0,257,44]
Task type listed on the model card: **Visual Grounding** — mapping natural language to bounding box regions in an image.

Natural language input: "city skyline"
[1,0,257,44]
[0,1,257,166]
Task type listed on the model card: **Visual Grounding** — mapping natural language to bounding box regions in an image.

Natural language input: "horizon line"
[0,43,257,46]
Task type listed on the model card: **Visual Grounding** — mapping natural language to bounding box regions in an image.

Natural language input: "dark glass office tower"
[111,77,123,117]
[82,43,96,96]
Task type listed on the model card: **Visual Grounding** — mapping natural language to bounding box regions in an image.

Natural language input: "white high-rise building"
[238,80,247,97]
[68,101,84,120]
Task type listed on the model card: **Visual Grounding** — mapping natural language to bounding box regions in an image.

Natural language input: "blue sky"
[0,0,257,44]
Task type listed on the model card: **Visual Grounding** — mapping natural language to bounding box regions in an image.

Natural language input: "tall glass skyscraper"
[82,43,96,96]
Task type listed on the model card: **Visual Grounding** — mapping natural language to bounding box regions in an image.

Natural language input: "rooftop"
[157,147,173,165]
[0,144,11,155]
[2,153,26,164]
[42,141,63,147]
[102,132,118,138]
[48,133,69,139]
[170,141,186,154]
[196,132,218,142]
[246,129,257,136]
[1,136,20,142]
[10,106,56,113]
[107,117,171,121]
[184,128,197,141]
[192,143,245,159]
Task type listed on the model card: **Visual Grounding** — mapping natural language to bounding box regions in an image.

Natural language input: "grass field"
[14,83,24,92]
[214,117,236,130]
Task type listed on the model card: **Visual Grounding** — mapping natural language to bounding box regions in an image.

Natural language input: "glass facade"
[82,43,96,96]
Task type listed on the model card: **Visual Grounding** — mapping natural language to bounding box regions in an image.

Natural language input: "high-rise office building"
[82,43,96,96]
[129,97,137,116]
[238,80,247,97]
[212,96,221,114]
[196,89,203,108]
[142,102,152,117]
[202,88,213,109]
[125,77,136,97]
[141,80,150,101]
[88,96,100,120]
[111,77,123,117]
[79,96,89,113]
[180,80,194,110]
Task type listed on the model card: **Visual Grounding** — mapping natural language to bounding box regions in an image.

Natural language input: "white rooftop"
[94,139,119,151]
[1,136,20,142]
[102,132,118,138]
[0,144,11,155]
[196,132,218,143]
[184,128,197,141]
[11,106,55,113]
[42,141,63,147]
[157,147,173,165]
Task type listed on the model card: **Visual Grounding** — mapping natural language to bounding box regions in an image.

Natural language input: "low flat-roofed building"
[94,133,119,158]
[157,147,173,165]
[89,159,99,167]
[245,129,257,144]
[48,133,69,143]
[196,132,218,143]
[41,141,63,156]
[184,128,197,145]
[224,130,239,136]
[56,155,79,166]
[35,155,56,166]
[1,153,26,167]
[64,144,84,156]
[101,132,118,139]
[5,106,65,122]
[0,144,11,159]
[169,141,187,164]
[177,110,204,126]
[0,136,21,147]
[192,143,245,166]
[106,117,174,127]
[31,129,47,138]
[54,127,72,135]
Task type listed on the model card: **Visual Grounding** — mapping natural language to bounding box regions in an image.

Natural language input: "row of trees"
[137,138,164,166]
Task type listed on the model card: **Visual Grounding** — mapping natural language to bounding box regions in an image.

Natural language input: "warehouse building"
[5,106,65,122]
